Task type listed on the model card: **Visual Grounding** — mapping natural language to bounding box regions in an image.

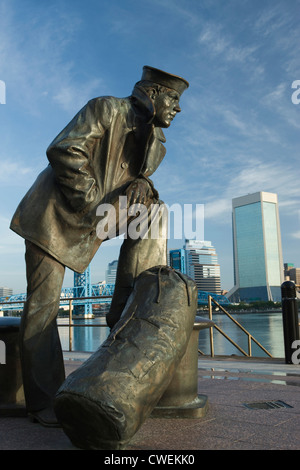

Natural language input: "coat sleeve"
[46,98,113,211]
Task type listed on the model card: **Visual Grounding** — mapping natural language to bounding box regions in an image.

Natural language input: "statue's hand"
[126,178,154,206]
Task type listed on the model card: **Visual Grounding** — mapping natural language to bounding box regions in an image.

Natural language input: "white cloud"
[201,157,300,223]
[212,102,281,144]
[263,82,286,103]
[53,78,103,114]
[204,198,231,220]
[198,23,258,65]
[254,4,291,38]
[216,107,249,134]
[229,159,300,202]
[0,3,104,115]
[262,82,300,130]
[0,160,33,183]
[291,231,300,239]
[199,24,230,55]
[0,216,24,254]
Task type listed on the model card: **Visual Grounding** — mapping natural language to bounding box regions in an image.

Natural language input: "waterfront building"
[105,260,118,284]
[0,287,13,297]
[228,192,284,302]
[288,268,300,287]
[169,248,186,274]
[284,263,300,288]
[289,268,300,285]
[284,263,294,279]
[185,240,221,294]
[170,240,221,295]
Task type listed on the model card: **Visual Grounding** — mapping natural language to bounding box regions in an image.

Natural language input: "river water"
[58,310,287,358]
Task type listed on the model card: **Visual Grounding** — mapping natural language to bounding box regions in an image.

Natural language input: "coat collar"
[130,86,166,143]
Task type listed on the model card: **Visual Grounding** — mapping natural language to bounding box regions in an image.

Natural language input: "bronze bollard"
[0,317,26,416]
[281,281,300,364]
[152,316,214,418]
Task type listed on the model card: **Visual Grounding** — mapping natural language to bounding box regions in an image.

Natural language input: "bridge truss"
[0,266,229,313]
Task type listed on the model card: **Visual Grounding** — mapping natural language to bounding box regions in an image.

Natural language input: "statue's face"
[153,89,181,128]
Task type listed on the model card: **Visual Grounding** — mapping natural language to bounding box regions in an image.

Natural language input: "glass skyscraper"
[169,248,186,274]
[228,192,284,302]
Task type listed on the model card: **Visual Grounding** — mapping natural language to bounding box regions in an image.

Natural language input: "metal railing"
[199,295,273,358]
[2,294,297,357]
[0,296,111,352]
[58,296,110,351]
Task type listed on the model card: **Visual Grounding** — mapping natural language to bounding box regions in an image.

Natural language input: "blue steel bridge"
[0,283,115,314]
[0,266,230,314]
[0,286,230,313]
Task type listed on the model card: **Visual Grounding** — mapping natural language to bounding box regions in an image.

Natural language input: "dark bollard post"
[0,317,26,416]
[281,281,300,364]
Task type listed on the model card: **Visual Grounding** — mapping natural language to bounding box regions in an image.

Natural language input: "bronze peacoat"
[10,86,167,273]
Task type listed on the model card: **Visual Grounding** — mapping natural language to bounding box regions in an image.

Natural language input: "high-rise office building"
[185,240,221,294]
[284,263,294,278]
[288,268,300,287]
[170,240,221,294]
[0,287,13,297]
[105,260,118,284]
[228,192,284,302]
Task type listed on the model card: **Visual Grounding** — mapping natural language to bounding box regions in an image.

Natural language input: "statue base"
[151,394,208,419]
[0,403,27,417]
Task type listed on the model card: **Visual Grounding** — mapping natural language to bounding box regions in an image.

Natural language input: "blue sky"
[0,0,299,294]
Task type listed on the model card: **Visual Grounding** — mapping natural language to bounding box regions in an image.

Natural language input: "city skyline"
[0,0,299,294]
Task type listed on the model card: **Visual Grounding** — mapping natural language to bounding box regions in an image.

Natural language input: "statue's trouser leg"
[106,200,168,329]
[20,241,66,412]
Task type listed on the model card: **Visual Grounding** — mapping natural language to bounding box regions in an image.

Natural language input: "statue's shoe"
[28,407,61,428]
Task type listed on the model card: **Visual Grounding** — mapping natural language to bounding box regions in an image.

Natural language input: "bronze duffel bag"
[54,266,197,450]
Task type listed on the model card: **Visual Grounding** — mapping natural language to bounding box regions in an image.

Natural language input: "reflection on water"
[198,311,285,357]
[58,311,286,358]
[58,317,110,353]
